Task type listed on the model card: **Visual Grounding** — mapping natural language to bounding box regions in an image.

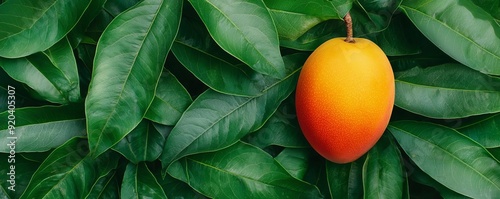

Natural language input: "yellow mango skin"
[295,38,395,164]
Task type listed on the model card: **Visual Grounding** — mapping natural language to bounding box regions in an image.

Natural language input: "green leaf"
[188,0,286,78]
[112,120,170,164]
[352,0,402,36]
[279,19,345,51]
[0,153,41,198]
[410,167,472,199]
[168,142,323,199]
[275,148,311,180]
[104,0,140,17]
[145,71,192,125]
[121,162,167,199]
[0,37,81,104]
[400,0,500,75]
[0,105,85,153]
[67,0,107,47]
[326,160,363,199]
[395,63,500,119]
[456,113,500,148]
[388,121,500,198]
[328,0,353,18]
[155,172,207,199]
[19,138,120,199]
[363,134,404,199]
[85,0,182,157]
[369,15,421,56]
[0,0,92,58]
[85,171,120,199]
[160,63,301,167]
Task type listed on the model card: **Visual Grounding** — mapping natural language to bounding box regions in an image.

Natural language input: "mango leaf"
[363,134,404,199]
[279,19,346,51]
[275,148,311,180]
[0,153,41,198]
[155,173,207,199]
[263,0,340,41]
[328,0,353,18]
[351,0,402,36]
[456,113,500,148]
[395,63,500,119]
[19,138,120,199]
[160,62,301,168]
[104,0,140,17]
[112,120,170,164]
[0,37,81,104]
[400,0,500,75]
[389,121,500,198]
[121,163,167,199]
[0,105,86,153]
[410,167,472,199]
[67,0,107,47]
[168,141,323,198]
[369,15,421,56]
[188,0,286,78]
[326,159,363,199]
[470,0,500,21]
[0,0,92,58]
[85,0,182,157]
[85,171,119,199]
[243,97,309,148]
[145,71,192,125]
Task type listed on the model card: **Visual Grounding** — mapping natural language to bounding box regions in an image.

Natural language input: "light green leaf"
[0,0,92,58]
[85,0,182,157]
[456,113,500,148]
[160,62,301,167]
[19,138,120,199]
[400,0,500,75]
[168,142,323,199]
[389,121,500,198]
[112,120,170,164]
[145,71,192,125]
[0,105,85,153]
[395,63,500,118]
[363,134,404,199]
[0,37,81,104]
[188,0,286,78]
[121,162,167,199]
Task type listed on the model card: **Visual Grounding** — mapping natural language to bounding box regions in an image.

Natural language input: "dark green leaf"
[326,159,363,199]
[0,105,85,153]
[456,113,500,148]
[85,0,182,157]
[156,172,207,199]
[85,171,120,199]
[112,120,170,164]
[20,138,120,199]
[68,0,107,47]
[275,148,311,180]
[0,153,41,198]
[470,0,500,21]
[121,162,167,199]
[328,0,353,18]
[410,167,472,199]
[145,71,192,125]
[0,38,81,104]
[160,63,301,167]
[400,0,500,75]
[0,0,92,58]
[369,15,421,56]
[395,63,500,118]
[279,19,345,51]
[168,142,323,199]
[188,0,286,78]
[363,134,404,199]
[351,0,402,36]
[389,121,500,198]
[104,0,140,17]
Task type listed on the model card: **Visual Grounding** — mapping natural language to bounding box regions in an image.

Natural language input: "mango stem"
[344,12,355,43]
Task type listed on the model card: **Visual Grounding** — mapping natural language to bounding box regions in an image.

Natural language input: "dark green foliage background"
[0,0,499,198]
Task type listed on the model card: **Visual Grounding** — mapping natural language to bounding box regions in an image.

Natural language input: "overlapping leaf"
[145,71,192,125]
[275,148,311,179]
[389,121,500,198]
[0,105,85,153]
[85,0,182,157]
[0,38,81,104]
[188,0,285,78]
[85,171,119,199]
[168,142,323,198]
[160,57,302,167]
[457,113,500,148]
[395,63,500,118]
[0,0,92,58]
[0,153,41,198]
[400,0,500,75]
[20,138,119,199]
[326,160,363,199]
[121,163,167,199]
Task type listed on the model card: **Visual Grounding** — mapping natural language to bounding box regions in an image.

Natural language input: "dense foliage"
[0,0,499,198]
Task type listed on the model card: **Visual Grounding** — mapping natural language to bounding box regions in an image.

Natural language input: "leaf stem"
[344,12,355,43]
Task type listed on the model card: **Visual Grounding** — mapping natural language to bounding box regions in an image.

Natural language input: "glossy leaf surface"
[85,0,182,157]
[188,0,285,78]
[160,64,301,167]
[457,113,500,148]
[400,0,500,75]
[0,105,85,153]
[0,0,92,58]
[168,142,323,199]
[389,121,500,198]
[395,64,500,118]
[121,163,167,199]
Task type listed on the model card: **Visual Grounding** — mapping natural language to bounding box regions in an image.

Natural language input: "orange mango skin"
[295,38,395,164]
